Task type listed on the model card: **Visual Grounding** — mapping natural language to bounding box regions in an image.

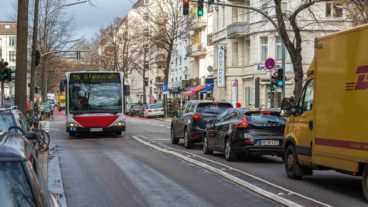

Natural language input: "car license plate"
[90,128,102,132]
[154,109,159,112]
[260,140,279,146]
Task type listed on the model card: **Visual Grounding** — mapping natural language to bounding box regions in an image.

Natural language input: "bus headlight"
[67,122,79,127]
[114,121,126,127]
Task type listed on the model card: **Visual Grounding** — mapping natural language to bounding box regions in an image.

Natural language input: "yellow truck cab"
[282,24,368,202]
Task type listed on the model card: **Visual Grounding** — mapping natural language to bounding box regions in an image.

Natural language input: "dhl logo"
[346,66,368,91]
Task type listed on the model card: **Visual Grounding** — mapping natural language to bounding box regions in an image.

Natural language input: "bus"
[60,71,126,136]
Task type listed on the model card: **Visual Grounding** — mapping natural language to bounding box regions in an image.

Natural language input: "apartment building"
[208,0,350,108]
[0,21,17,97]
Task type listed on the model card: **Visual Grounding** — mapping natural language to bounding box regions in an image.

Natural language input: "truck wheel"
[183,129,193,149]
[363,165,368,202]
[171,127,179,144]
[285,144,303,179]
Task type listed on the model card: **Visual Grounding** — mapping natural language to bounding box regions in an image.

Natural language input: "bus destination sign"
[70,73,120,83]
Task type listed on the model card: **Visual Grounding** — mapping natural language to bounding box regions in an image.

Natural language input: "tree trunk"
[164,41,173,85]
[290,53,304,99]
[14,0,29,113]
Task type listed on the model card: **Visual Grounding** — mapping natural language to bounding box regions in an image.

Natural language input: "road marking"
[152,139,171,141]
[137,135,332,207]
[133,136,303,207]
[166,127,170,129]
[159,125,165,127]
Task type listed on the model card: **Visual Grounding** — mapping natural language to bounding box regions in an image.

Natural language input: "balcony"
[191,18,207,31]
[211,29,227,43]
[186,43,206,57]
[226,22,250,38]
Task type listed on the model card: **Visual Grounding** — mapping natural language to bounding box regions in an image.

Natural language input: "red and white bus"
[60,71,126,136]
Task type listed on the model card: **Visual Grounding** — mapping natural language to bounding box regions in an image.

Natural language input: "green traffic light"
[197,9,203,16]
[276,80,284,87]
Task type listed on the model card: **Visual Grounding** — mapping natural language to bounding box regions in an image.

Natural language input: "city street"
[49,113,367,207]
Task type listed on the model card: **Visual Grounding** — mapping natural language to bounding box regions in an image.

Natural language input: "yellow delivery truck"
[282,24,368,201]
[57,95,65,111]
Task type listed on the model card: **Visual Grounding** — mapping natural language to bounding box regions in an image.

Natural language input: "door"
[175,103,190,138]
[207,111,228,150]
[290,79,314,165]
[214,109,234,150]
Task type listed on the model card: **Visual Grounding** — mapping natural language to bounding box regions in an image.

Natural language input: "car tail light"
[237,115,248,128]
[192,114,201,120]
[244,138,254,144]
[148,110,152,112]
[161,109,164,111]
[261,111,272,115]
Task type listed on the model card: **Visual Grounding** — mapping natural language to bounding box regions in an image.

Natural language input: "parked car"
[203,108,286,161]
[171,101,233,149]
[129,104,141,116]
[144,104,164,118]
[0,107,30,133]
[139,104,148,118]
[0,132,60,207]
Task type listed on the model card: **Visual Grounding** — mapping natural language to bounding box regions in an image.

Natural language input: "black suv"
[171,101,233,149]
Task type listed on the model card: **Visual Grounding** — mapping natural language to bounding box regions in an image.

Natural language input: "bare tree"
[343,0,368,25]
[136,0,193,85]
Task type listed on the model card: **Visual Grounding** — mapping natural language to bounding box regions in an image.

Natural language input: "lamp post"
[30,0,87,110]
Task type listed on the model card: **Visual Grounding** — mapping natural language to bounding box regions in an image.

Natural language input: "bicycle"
[8,126,49,152]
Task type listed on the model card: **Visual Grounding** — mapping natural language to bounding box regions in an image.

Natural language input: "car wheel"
[69,132,76,137]
[171,127,179,144]
[116,131,122,136]
[284,145,303,179]
[203,134,213,155]
[363,166,368,202]
[183,129,193,149]
[224,138,237,161]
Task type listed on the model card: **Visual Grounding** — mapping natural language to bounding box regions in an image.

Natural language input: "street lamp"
[30,0,87,109]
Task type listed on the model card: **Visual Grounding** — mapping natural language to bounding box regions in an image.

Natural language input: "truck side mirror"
[281,98,295,117]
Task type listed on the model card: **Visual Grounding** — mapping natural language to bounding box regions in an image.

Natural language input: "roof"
[0,132,32,161]
[0,22,17,34]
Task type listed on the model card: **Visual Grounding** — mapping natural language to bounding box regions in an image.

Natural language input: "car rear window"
[245,111,286,125]
[0,112,15,132]
[150,104,162,109]
[0,162,36,207]
[196,103,233,114]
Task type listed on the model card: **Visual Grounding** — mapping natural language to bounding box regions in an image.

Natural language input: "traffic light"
[3,68,12,82]
[276,68,284,87]
[270,72,277,92]
[144,77,149,86]
[197,0,204,16]
[183,0,189,15]
[208,0,214,5]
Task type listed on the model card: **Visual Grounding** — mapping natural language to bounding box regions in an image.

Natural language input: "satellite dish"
[207,66,213,72]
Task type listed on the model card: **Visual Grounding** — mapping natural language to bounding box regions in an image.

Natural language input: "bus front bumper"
[67,125,126,133]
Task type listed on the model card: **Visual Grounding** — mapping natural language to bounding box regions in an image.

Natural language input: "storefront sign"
[217,44,225,87]
[231,80,238,106]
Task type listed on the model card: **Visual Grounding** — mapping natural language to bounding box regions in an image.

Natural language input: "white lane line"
[152,139,171,141]
[159,125,165,127]
[166,127,170,129]
[138,135,331,207]
[133,136,303,207]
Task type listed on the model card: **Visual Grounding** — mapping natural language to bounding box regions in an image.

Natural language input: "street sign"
[265,58,276,70]
[162,84,169,95]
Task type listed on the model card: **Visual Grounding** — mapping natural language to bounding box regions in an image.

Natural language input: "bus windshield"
[69,82,122,114]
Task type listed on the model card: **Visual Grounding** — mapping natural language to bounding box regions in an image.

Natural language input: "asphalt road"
[50,115,281,207]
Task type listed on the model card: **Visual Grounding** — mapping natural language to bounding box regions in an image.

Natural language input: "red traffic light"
[183,0,190,15]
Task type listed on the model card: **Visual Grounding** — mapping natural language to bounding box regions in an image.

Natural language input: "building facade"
[0,21,17,97]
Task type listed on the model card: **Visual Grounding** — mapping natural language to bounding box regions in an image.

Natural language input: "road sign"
[162,84,169,95]
[265,58,276,70]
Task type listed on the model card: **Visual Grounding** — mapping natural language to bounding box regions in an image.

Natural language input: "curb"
[157,118,172,122]
[48,143,67,207]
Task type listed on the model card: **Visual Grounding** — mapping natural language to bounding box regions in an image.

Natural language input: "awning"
[199,85,213,93]
[182,85,205,96]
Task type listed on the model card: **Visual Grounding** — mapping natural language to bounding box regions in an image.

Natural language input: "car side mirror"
[24,132,37,140]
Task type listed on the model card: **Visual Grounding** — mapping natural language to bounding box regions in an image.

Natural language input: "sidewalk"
[157,117,172,122]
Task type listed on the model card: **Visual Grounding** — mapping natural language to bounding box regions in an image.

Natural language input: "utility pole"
[30,0,40,113]
[143,46,149,104]
[15,0,29,113]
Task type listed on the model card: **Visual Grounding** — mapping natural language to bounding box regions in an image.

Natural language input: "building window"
[9,51,16,62]
[281,0,287,13]
[0,47,2,58]
[179,56,182,65]
[232,42,238,66]
[175,57,177,66]
[245,39,250,65]
[222,6,226,29]
[326,3,343,18]
[275,36,282,60]
[260,37,268,61]
[9,36,16,47]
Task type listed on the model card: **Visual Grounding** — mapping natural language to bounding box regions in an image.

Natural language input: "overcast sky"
[0,0,133,40]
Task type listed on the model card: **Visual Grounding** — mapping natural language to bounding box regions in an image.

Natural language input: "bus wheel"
[116,131,122,136]
[363,165,368,202]
[69,132,76,137]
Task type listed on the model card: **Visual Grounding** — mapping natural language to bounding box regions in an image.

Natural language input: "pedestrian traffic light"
[183,0,189,16]
[197,0,204,17]
[276,68,284,87]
